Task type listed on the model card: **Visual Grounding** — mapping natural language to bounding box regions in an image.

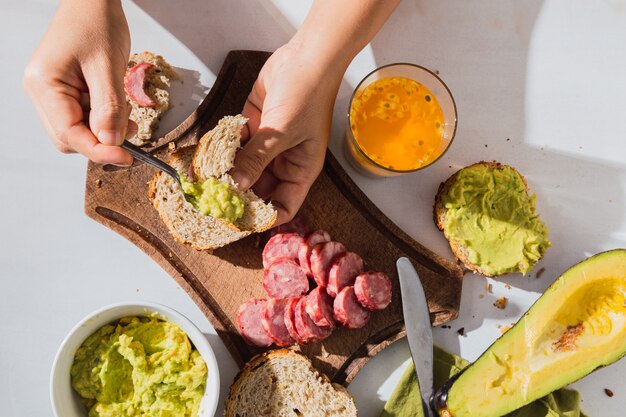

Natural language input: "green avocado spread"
[180,175,244,223]
[71,316,207,417]
[442,164,550,276]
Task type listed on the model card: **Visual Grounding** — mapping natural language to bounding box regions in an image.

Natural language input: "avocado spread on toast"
[441,164,550,275]
[71,316,207,417]
[181,175,244,223]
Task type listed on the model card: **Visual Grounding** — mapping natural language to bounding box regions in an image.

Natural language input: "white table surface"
[2,1,625,416]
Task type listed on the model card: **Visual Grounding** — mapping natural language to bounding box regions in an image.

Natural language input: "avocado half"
[434,249,626,417]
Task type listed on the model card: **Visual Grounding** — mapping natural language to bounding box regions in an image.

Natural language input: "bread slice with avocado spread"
[224,349,357,417]
[148,115,276,250]
[434,161,550,277]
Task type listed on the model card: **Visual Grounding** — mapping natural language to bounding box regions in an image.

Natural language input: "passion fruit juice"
[349,76,445,171]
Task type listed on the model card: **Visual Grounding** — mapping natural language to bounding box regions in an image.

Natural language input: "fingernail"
[231,170,250,189]
[98,129,123,146]
[113,162,133,168]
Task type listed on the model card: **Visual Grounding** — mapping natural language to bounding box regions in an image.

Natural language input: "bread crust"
[433,161,532,277]
[224,349,356,417]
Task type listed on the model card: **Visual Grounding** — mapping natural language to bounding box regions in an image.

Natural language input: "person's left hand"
[229,43,344,226]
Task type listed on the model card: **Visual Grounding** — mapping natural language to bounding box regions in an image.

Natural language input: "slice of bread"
[224,349,358,417]
[126,51,179,146]
[148,115,277,250]
[434,161,547,277]
[192,115,277,233]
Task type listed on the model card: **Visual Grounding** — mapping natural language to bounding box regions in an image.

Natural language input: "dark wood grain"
[85,50,464,385]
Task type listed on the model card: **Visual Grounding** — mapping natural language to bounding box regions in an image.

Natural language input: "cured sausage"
[283,297,306,345]
[262,233,305,268]
[354,272,392,311]
[295,297,332,344]
[310,241,346,287]
[124,62,156,107]
[261,298,295,347]
[263,258,309,298]
[298,230,332,276]
[333,286,371,329]
[237,299,273,347]
[327,252,364,297]
[305,287,336,329]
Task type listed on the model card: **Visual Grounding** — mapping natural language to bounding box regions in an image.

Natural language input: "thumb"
[230,128,286,190]
[84,59,130,146]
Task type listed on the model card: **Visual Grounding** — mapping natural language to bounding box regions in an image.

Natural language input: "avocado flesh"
[437,249,626,417]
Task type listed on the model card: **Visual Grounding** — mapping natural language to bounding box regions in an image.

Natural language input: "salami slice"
[237,299,273,347]
[310,241,346,288]
[295,297,332,344]
[263,258,309,298]
[268,216,311,238]
[261,298,295,347]
[298,230,332,276]
[354,272,392,311]
[124,62,156,107]
[333,286,371,329]
[262,233,305,268]
[283,297,306,345]
[305,287,336,329]
[327,252,364,297]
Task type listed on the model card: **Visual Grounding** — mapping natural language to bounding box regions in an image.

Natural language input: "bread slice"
[434,161,547,277]
[126,51,179,146]
[224,349,357,417]
[192,115,277,233]
[148,115,277,250]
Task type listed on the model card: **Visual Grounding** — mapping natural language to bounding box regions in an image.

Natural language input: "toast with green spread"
[225,349,357,417]
[148,115,277,250]
[434,161,550,277]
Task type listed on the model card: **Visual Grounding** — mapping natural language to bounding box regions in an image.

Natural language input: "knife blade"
[397,257,436,417]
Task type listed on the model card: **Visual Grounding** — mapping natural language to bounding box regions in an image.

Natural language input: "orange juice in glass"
[346,64,457,176]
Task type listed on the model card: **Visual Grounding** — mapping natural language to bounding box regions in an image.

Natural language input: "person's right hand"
[23,0,134,166]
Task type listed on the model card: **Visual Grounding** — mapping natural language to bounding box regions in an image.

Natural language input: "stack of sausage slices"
[237,228,392,347]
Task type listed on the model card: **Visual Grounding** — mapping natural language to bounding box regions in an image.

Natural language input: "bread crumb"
[486,283,493,294]
[504,284,511,290]
[168,142,176,150]
[604,388,614,397]
[493,297,508,309]
[479,294,485,299]
[535,267,546,279]
[457,327,465,336]
[499,325,512,334]
[95,179,102,188]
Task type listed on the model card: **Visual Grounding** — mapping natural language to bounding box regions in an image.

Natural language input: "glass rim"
[347,62,458,174]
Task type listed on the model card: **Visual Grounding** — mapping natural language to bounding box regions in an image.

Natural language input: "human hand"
[23,0,134,166]
[230,43,344,225]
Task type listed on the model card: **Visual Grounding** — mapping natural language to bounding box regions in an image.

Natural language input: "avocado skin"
[433,249,626,417]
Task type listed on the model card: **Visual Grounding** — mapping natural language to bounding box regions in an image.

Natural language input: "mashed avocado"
[71,316,207,417]
[180,175,245,223]
[442,164,550,275]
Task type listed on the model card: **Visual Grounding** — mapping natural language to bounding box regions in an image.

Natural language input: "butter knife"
[397,257,436,417]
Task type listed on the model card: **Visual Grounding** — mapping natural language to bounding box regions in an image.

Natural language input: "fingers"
[66,123,133,166]
[270,179,313,226]
[241,99,262,143]
[230,128,288,190]
[83,58,129,146]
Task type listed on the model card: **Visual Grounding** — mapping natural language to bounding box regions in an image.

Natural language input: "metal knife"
[397,257,436,417]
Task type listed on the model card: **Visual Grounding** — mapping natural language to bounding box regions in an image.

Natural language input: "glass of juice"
[346,63,457,176]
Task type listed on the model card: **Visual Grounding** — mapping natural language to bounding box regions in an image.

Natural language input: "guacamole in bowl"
[51,302,219,417]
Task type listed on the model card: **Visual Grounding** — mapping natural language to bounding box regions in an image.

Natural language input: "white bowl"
[51,301,220,417]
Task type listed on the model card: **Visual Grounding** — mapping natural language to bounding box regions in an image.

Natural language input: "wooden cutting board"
[85,50,464,385]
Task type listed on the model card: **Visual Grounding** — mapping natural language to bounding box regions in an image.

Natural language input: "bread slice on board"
[434,161,546,277]
[148,115,276,250]
[126,51,179,145]
[224,349,358,417]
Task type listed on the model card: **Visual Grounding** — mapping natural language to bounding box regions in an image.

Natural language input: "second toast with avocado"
[434,161,550,277]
